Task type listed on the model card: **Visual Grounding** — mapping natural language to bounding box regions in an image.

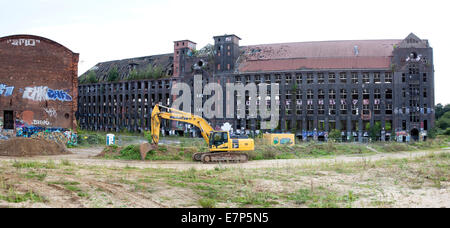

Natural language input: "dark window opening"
[386,89,393,100]
[3,110,14,130]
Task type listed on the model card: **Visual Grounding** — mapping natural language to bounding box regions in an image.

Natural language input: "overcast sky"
[1,0,449,104]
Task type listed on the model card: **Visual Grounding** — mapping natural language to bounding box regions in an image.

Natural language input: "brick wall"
[0,35,79,132]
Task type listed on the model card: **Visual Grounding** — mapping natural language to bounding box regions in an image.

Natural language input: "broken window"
[296,74,302,84]
[236,76,241,83]
[329,89,336,99]
[402,73,406,83]
[329,104,336,115]
[341,89,347,99]
[296,90,303,100]
[275,75,281,83]
[374,104,381,115]
[352,103,358,115]
[363,89,369,99]
[373,89,380,99]
[341,103,347,115]
[363,105,370,115]
[318,89,325,99]
[255,75,261,83]
[340,73,347,84]
[363,73,370,84]
[352,89,359,100]
[307,104,314,115]
[307,89,314,99]
[424,88,427,98]
[409,64,419,75]
[385,72,392,83]
[352,72,359,84]
[307,73,314,84]
[386,89,393,100]
[423,73,427,82]
[374,73,381,84]
[318,104,325,115]
[318,73,324,84]
[286,74,292,85]
[386,104,393,115]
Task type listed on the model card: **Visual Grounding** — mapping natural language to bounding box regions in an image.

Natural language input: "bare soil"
[0,146,448,208]
[0,138,70,157]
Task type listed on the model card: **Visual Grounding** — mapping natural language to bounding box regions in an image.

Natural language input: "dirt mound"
[0,138,71,157]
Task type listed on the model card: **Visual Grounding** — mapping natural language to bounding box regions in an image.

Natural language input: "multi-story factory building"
[78,33,434,142]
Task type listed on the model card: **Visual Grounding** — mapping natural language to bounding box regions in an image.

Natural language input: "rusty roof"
[238,39,401,72]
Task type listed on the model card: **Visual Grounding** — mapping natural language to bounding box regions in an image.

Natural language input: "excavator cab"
[209,131,229,150]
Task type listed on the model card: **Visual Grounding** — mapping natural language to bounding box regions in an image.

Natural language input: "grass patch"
[0,189,45,203]
[198,198,216,208]
[24,171,47,181]
[287,188,357,208]
[13,160,58,169]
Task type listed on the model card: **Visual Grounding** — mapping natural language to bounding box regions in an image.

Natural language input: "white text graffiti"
[44,108,57,118]
[7,39,40,47]
[23,86,72,102]
[32,120,51,126]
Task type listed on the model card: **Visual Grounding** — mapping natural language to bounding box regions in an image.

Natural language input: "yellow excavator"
[150,104,254,163]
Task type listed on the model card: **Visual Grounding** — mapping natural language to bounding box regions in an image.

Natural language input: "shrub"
[107,66,119,82]
[328,130,341,142]
[198,198,216,208]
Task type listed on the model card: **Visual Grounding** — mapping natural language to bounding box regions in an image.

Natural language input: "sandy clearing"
[0,146,448,171]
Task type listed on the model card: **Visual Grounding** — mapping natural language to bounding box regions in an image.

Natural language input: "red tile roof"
[238,39,401,72]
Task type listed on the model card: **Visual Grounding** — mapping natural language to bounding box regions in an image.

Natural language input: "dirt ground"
[0,146,448,208]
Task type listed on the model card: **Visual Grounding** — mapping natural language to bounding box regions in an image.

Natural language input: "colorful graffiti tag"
[22,86,72,102]
[0,84,14,97]
[15,126,77,146]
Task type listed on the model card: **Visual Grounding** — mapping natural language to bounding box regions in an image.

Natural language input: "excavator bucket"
[140,142,158,161]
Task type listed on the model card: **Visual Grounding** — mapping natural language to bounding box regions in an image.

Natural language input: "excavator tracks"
[193,152,249,163]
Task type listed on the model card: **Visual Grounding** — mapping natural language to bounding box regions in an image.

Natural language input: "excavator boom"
[151,104,214,145]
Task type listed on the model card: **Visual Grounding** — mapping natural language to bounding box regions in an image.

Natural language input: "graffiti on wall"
[0,84,14,97]
[32,119,51,126]
[44,108,57,118]
[15,126,77,146]
[23,86,72,102]
[7,39,41,47]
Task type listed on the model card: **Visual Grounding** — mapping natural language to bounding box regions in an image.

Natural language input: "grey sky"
[1,0,448,104]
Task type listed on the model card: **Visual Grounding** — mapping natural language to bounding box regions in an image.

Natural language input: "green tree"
[436,103,450,120]
[436,111,450,130]
[128,69,139,80]
[107,66,119,82]
[85,70,98,84]
[367,122,382,141]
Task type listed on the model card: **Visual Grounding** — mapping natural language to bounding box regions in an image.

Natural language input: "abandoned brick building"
[0,35,79,139]
[77,33,434,142]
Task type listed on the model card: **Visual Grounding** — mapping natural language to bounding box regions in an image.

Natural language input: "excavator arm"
[151,104,214,145]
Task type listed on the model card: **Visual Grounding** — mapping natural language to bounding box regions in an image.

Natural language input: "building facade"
[0,35,79,139]
[77,33,434,142]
